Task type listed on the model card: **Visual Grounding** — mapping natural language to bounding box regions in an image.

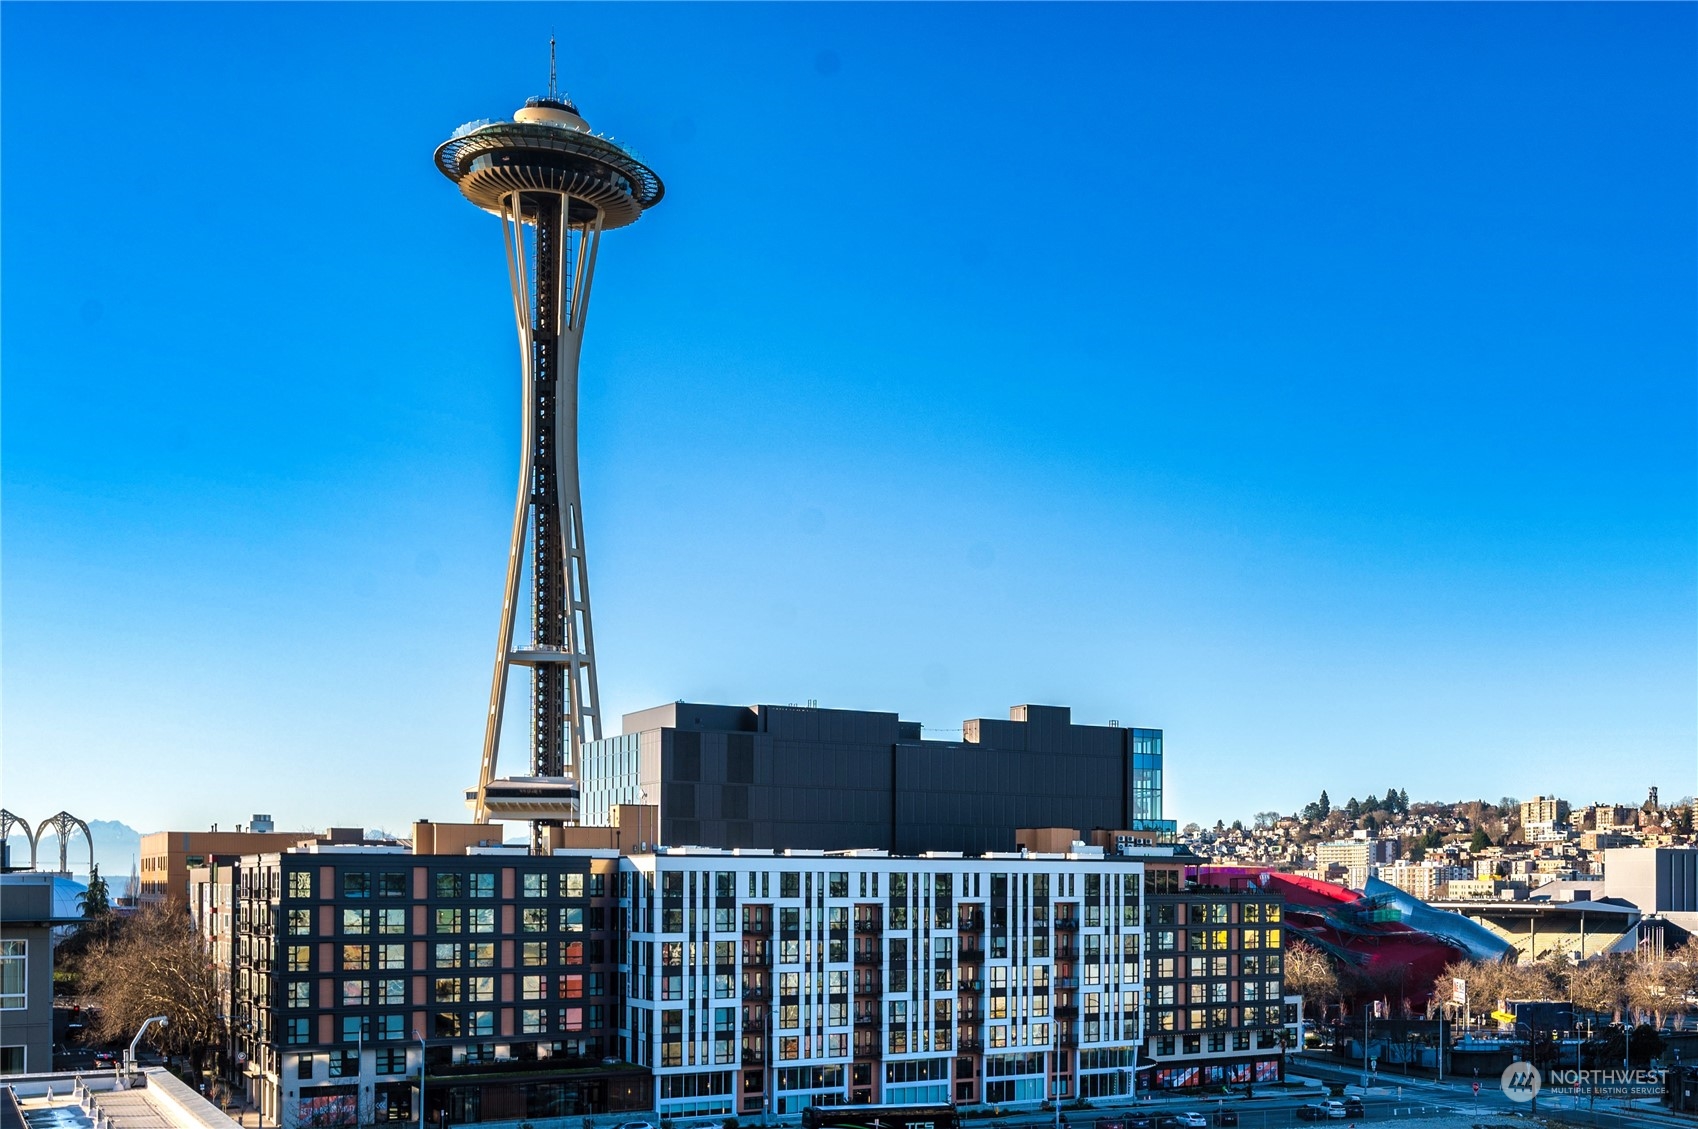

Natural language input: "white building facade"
[620,848,1145,1118]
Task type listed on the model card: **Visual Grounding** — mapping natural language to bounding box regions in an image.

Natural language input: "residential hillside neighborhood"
[1178,786,1694,902]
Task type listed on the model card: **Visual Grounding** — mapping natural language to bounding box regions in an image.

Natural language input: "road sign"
[1472,1082,1480,1094]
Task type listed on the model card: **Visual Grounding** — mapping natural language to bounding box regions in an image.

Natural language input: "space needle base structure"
[435,89,662,851]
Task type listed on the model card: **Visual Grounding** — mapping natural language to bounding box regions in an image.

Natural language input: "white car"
[614,1121,658,1129]
[1176,1115,1209,1128]
[1321,1101,1348,1119]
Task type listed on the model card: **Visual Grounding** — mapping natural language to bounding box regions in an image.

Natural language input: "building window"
[0,942,24,1010]
[298,1056,314,1080]
[342,945,370,971]
[434,874,463,899]
[435,909,462,934]
[467,943,494,968]
[468,908,495,934]
[522,908,548,932]
[561,873,585,898]
[343,873,371,899]
[468,1011,494,1036]
[521,1009,546,1034]
[378,979,406,1005]
[343,1016,370,1043]
[522,943,547,967]
[522,873,546,898]
[378,872,406,897]
[287,910,312,936]
[342,909,371,935]
[434,979,461,1003]
[468,977,494,1003]
[378,945,406,970]
[375,1047,407,1073]
[468,874,495,899]
[377,909,405,935]
[289,873,313,899]
[377,1016,405,1042]
[285,1019,311,1046]
[286,945,312,973]
[286,982,311,1009]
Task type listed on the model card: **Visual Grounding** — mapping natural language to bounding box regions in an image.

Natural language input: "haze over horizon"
[3,4,1693,834]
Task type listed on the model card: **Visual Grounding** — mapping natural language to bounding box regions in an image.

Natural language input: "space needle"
[435,61,663,851]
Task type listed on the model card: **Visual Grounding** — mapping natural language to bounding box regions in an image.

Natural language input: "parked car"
[613,1122,656,1129]
[1295,1105,1329,1122]
[1340,1098,1364,1117]
[1320,1101,1348,1119]
[1125,1117,1154,1129]
[93,1052,120,1066]
[1214,1111,1239,1127]
[1175,1114,1208,1128]
[1156,1117,1187,1129]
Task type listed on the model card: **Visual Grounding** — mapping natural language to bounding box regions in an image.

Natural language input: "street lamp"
[414,1031,427,1129]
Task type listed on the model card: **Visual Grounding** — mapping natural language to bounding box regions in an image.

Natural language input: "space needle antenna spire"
[435,70,664,852]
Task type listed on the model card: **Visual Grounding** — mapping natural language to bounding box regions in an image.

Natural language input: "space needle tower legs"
[436,90,664,851]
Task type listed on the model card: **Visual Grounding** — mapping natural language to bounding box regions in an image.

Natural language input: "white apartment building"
[621,847,1146,1118]
[1378,862,1469,902]
[1314,838,1397,873]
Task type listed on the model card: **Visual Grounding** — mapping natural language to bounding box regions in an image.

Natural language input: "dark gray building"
[580,701,1173,854]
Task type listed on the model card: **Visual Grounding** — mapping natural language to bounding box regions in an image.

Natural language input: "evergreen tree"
[1346,798,1361,818]
[1398,788,1410,812]
[1318,790,1331,818]
[78,865,111,919]
[1364,792,1380,812]
[1469,828,1492,852]
[1363,813,1380,835]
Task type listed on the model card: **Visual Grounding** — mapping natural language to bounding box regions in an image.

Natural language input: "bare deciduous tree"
[78,904,225,1074]
[1285,940,1342,1019]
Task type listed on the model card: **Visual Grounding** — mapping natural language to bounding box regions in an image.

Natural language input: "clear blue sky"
[4,3,1693,837]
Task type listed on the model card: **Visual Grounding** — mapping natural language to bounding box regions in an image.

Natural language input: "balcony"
[958,978,984,993]
[1054,976,1079,990]
[958,911,985,933]
[741,1049,766,1067]
[957,1010,983,1024]
[958,1038,984,1053]
[1055,946,1079,962]
[854,918,884,935]
[742,920,772,936]
[741,984,772,1001]
[957,944,984,962]
[1055,1005,1079,1019]
[854,1015,880,1029]
[742,952,771,968]
[854,948,881,966]
[1059,1032,1079,1047]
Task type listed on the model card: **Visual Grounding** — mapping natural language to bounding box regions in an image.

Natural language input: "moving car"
[1340,1098,1364,1117]
[1214,1111,1239,1127]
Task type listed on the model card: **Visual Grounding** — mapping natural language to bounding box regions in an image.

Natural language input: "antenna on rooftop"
[548,31,558,100]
